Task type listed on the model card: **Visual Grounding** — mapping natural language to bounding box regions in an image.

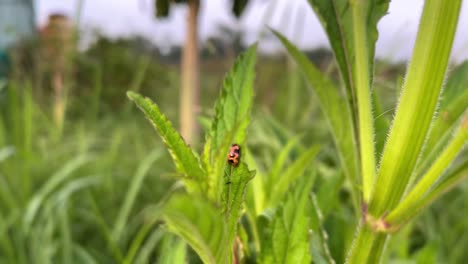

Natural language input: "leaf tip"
[127,91,139,101]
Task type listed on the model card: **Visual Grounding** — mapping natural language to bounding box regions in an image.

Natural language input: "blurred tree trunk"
[40,14,74,132]
[180,0,200,144]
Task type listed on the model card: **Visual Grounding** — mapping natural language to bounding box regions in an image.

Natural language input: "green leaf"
[162,194,228,264]
[23,154,92,231]
[369,0,463,216]
[307,0,390,122]
[204,45,257,201]
[127,91,205,192]
[158,234,187,264]
[439,61,468,110]
[112,149,162,242]
[309,193,336,264]
[222,162,255,250]
[244,148,266,217]
[387,158,467,229]
[416,242,437,264]
[270,145,320,207]
[267,136,302,191]
[132,229,164,264]
[274,31,360,210]
[350,0,379,201]
[423,62,468,157]
[316,169,345,218]
[260,171,315,264]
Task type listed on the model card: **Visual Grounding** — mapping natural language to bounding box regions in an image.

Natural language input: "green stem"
[368,0,462,216]
[386,120,467,224]
[346,224,388,264]
[351,0,376,202]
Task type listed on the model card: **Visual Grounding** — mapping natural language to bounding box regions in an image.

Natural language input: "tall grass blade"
[112,149,162,242]
[23,154,92,230]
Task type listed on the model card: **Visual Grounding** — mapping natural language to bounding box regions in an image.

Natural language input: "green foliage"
[127,91,205,192]
[128,45,258,262]
[158,234,187,264]
[260,171,315,264]
[277,0,466,263]
[112,149,162,242]
[222,163,256,245]
[269,145,319,207]
[308,0,389,117]
[204,44,257,201]
[369,0,462,216]
[2,2,467,262]
[274,30,360,209]
[162,194,228,264]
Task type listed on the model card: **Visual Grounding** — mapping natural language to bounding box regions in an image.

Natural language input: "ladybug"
[227,144,241,167]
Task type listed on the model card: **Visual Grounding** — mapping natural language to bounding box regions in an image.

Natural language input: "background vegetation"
[0,1,467,262]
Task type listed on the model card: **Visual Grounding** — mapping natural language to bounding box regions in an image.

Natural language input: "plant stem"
[351,0,376,202]
[386,120,467,224]
[368,0,462,216]
[346,224,388,264]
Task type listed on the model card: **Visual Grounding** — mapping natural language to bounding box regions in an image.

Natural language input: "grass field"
[1,21,467,263]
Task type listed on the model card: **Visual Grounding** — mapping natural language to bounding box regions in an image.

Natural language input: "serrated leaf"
[307,0,390,117]
[203,45,257,201]
[260,171,315,264]
[162,194,228,264]
[222,162,255,251]
[127,91,205,192]
[274,31,360,210]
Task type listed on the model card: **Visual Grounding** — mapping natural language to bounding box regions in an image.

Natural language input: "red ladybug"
[227,144,241,167]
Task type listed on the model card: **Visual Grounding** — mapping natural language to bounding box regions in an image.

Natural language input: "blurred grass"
[0,35,466,263]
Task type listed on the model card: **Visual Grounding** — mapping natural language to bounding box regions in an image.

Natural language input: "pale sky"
[35,0,468,63]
